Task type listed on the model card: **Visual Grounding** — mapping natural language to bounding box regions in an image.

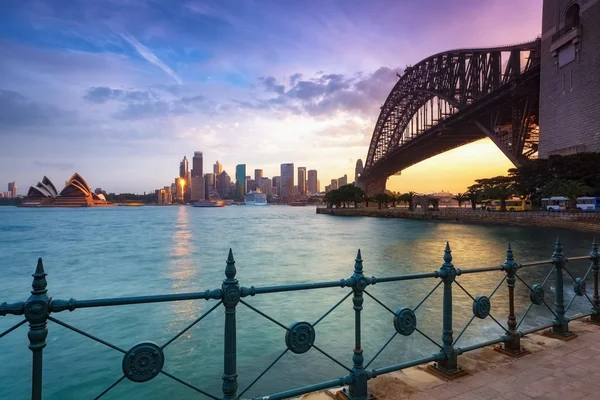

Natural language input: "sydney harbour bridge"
[356,39,542,196]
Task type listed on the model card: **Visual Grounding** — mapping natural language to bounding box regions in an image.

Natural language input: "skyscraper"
[213,161,223,175]
[259,177,272,196]
[8,182,17,198]
[179,156,189,179]
[272,176,281,196]
[191,175,205,201]
[235,164,246,199]
[192,152,203,177]
[297,167,307,195]
[204,173,216,200]
[217,171,231,198]
[280,163,294,200]
[307,170,318,194]
[254,169,263,182]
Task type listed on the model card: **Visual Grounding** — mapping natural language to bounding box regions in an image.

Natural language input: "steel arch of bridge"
[362,39,541,185]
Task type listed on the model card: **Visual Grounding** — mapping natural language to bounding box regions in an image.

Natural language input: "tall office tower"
[192,152,203,177]
[273,176,281,196]
[175,177,185,202]
[246,179,258,192]
[280,163,294,199]
[338,174,348,187]
[7,182,17,198]
[259,177,272,196]
[317,179,320,193]
[254,169,263,182]
[235,164,247,199]
[179,156,189,179]
[307,170,318,194]
[297,167,307,195]
[330,179,339,191]
[204,173,216,200]
[217,171,231,198]
[355,159,364,183]
[191,175,205,201]
[213,160,223,175]
[164,186,173,204]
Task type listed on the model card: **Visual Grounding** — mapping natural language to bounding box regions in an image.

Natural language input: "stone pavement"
[368,319,600,400]
[302,319,600,400]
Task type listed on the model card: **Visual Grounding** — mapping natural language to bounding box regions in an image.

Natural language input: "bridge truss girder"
[363,39,542,181]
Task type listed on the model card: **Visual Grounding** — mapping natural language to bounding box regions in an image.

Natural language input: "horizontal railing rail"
[1,238,599,400]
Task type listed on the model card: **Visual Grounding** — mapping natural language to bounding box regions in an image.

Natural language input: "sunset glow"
[0,0,543,193]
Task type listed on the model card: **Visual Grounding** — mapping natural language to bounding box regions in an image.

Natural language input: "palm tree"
[372,193,389,209]
[452,193,469,208]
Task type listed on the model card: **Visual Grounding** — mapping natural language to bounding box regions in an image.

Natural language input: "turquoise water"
[0,206,596,399]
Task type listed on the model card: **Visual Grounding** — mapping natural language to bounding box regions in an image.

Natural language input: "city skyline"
[0,1,541,193]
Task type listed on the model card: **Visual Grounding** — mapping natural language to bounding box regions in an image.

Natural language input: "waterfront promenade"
[316,207,600,233]
[303,318,600,399]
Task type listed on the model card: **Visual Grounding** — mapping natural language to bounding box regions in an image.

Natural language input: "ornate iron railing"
[1,238,599,400]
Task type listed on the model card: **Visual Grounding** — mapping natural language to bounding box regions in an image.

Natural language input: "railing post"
[222,249,239,400]
[25,258,50,400]
[498,244,528,356]
[345,250,369,400]
[431,243,464,377]
[590,239,600,323]
[550,238,573,338]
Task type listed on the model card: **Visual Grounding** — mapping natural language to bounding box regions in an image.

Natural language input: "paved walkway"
[367,319,600,400]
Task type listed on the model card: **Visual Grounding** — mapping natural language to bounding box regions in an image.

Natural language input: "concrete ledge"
[316,208,600,233]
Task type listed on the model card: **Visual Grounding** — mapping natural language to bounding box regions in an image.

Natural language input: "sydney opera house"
[20,173,111,207]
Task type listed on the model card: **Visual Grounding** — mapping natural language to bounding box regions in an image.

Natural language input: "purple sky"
[0,0,542,194]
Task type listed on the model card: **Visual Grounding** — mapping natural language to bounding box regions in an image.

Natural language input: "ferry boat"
[192,200,225,207]
[244,190,268,206]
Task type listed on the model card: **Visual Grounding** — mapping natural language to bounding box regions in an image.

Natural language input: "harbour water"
[0,206,596,399]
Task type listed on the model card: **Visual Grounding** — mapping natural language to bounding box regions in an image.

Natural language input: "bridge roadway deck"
[303,319,600,400]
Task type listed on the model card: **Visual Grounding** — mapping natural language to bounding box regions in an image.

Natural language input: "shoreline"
[316,207,600,233]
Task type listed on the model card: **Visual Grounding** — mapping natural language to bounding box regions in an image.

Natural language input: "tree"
[386,191,399,208]
[364,196,371,208]
[372,193,389,209]
[452,192,470,208]
[400,191,416,211]
[324,190,341,208]
[323,185,365,209]
[509,153,600,205]
[466,185,483,210]
[543,179,591,212]
[475,176,515,212]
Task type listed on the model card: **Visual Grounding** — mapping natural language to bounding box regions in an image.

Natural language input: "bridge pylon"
[356,176,387,197]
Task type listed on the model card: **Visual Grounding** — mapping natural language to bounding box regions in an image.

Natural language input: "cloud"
[119,33,183,85]
[33,161,75,171]
[82,86,217,120]
[289,73,303,86]
[259,76,285,94]
[240,66,400,118]
[84,87,158,104]
[0,89,75,130]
